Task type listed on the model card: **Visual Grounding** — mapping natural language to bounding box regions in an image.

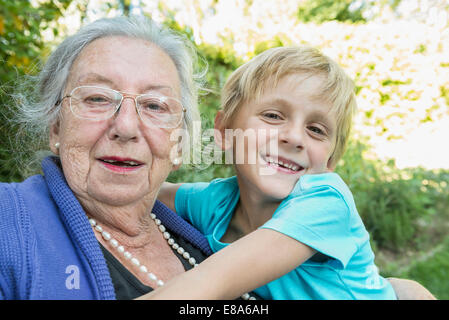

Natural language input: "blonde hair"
[220,46,357,167]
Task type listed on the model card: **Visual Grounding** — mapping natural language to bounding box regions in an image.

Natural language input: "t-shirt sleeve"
[261,173,358,269]
[174,177,239,236]
[175,181,209,223]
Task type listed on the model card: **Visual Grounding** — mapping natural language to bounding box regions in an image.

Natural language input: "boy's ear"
[49,119,60,155]
[326,157,337,172]
[214,111,231,150]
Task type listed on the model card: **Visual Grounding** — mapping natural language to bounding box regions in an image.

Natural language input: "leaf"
[0,15,4,35]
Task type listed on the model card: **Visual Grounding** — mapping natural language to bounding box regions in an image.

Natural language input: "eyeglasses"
[57,86,186,128]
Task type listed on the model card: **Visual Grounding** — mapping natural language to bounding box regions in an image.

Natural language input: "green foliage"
[118,0,132,16]
[382,235,449,300]
[441,85,449,106]
[196,42,242,126]
[158,6,240,126]
[0,0,73,81]
[163,20,239,184]
[403,238,449,300]
[168,163,235,184]
[336,139,449,252]
[0,0,73,182]
[297,0,367,23]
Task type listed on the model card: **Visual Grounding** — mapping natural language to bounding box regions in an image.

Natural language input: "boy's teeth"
[266,157,301,171]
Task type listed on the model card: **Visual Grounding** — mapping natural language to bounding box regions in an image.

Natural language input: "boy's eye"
[262,112,283,121]
[307,125,325,135]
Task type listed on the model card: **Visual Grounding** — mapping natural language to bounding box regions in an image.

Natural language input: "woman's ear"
[169,133,184,171]
[214,110,231,150]
[49,119,61,155]
[171,157,182,171]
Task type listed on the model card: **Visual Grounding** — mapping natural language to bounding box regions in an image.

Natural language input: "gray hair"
[10,16,204,176]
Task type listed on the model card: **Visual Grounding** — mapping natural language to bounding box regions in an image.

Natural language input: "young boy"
[143,46,397,299]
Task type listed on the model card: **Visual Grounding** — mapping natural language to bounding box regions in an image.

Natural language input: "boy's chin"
[258,180,296,201]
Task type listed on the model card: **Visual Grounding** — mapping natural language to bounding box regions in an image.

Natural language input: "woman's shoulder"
[0,175,47,298]
[0,174,54,242]
[0,174,46,203]
[0,174,49,231]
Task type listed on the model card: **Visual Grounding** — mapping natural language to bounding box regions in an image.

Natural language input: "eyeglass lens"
[69,86,183,128]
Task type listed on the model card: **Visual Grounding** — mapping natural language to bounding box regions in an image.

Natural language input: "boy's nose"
[279,127,304,150]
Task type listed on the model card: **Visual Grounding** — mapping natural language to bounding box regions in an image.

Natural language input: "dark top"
[100,230,208,300]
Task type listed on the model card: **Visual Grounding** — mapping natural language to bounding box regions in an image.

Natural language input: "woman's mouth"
[98,157,144,172]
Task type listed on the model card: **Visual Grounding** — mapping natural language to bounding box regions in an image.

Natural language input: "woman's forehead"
[73,72,177,97]
[67,36,181,96]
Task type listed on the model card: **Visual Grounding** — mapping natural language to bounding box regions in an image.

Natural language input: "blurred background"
[1,0,448,298]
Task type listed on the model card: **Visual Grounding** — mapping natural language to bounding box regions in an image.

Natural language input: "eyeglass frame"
[55,85,187,128]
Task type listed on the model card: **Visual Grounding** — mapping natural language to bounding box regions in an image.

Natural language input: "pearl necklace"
[89,213,255,300]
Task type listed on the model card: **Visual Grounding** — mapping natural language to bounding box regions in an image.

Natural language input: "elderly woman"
[0,16,435,300]
[0,16,213,300]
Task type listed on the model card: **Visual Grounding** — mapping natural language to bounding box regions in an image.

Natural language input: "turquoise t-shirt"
[175,173,397,300]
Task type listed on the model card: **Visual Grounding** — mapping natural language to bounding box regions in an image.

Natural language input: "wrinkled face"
[219,73,337,201]
[50,36,182,209]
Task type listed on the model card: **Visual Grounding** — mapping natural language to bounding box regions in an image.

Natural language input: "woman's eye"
[144,103,161,111]
[84,95,111,105]
[141,101,169,113]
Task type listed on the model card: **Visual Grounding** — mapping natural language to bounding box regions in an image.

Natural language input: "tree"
[297,0,386,23]
[0,0,74,181]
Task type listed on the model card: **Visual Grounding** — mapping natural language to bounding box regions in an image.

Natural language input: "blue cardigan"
[0,156,212,300]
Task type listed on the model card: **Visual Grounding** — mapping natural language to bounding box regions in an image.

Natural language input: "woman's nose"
[108,97,140,142]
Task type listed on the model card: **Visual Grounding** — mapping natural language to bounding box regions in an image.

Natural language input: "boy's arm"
[388,278,436,300]
[157,182,183,212]
[137,228,316,300]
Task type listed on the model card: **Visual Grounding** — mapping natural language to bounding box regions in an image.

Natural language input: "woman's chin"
[86,180,150,208]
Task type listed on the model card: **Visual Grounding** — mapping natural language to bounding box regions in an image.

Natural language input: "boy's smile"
[261,154,304,173]
[218,73,338,202]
